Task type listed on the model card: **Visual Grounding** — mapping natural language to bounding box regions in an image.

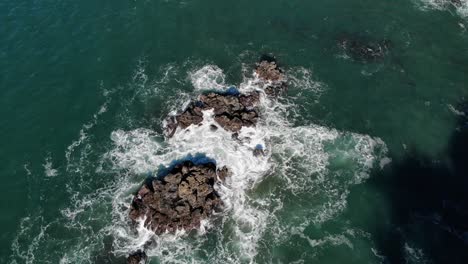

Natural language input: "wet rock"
[337,34,391,62]
[256,60,283,81]
[126,250,147,264]
[255,58,287,97]
[164,92,260,137]
[176,110,203,128]
[239,93,260,108]
[129,161,229,234]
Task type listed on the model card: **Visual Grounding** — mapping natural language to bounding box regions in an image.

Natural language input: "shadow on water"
[369,102,468,263]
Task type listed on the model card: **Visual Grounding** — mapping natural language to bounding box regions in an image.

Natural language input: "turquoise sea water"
[1,0,468,263]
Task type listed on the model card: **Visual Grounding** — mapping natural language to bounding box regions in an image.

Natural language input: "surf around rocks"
[126,56,285,263]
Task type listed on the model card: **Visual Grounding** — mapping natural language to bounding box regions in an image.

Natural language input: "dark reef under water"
[367,101,468,264]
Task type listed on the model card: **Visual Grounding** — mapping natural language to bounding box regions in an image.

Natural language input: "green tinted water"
[1,0,468,263]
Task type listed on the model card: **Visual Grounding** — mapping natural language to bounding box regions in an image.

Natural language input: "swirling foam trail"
[416,0,468,18]
[189,65,226,91]
[103,63,390,263]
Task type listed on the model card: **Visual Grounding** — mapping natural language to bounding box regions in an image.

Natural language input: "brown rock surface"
[255,60,287,97]
[164,92,260,137]
[129,161,229,234]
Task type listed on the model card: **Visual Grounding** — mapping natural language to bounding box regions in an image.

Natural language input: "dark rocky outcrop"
[129,161,229,234]
[164,91,260,137]
[126,251,147,264]
[337,35,391,62]
[255,57,287,96]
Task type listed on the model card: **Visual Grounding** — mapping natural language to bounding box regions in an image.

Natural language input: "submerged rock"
[126,251,147,264]
[337,34,391,62]
[253,144,265,157]
[164,91,260,137]
[129,161,229,234]
[255,57,287,96]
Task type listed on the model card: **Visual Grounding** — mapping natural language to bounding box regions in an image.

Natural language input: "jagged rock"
[164,92,260,137]
[129,161,228,234]
[255,58,287,96]
[256,60,283,81]
[337,34,391,62]
[176,111,203,128]
[126,251,147,264]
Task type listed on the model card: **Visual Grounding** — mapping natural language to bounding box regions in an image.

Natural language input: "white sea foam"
[65,85,110,171]
[189,65,226,91]
[10,217,51,264]
[107,108,272,262]
[448,103,466,116]
[404,242,430,264]
[43,155,58,177]
[416,0,468,18]
[287,66,325,97]
[23,163,32,175]
[305,233,354,249]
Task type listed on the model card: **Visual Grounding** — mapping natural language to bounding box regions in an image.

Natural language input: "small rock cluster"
[337,35,391,62]
[165,92,260,137]
[164,58,286,137]
[129,161,229,234]
[255,60,287,96]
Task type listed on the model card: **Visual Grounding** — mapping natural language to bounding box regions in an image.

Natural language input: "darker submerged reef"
[367,100,468,264]
[336,33,392,62]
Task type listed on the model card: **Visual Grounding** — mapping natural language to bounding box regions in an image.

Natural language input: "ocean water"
[1,0,468,263]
